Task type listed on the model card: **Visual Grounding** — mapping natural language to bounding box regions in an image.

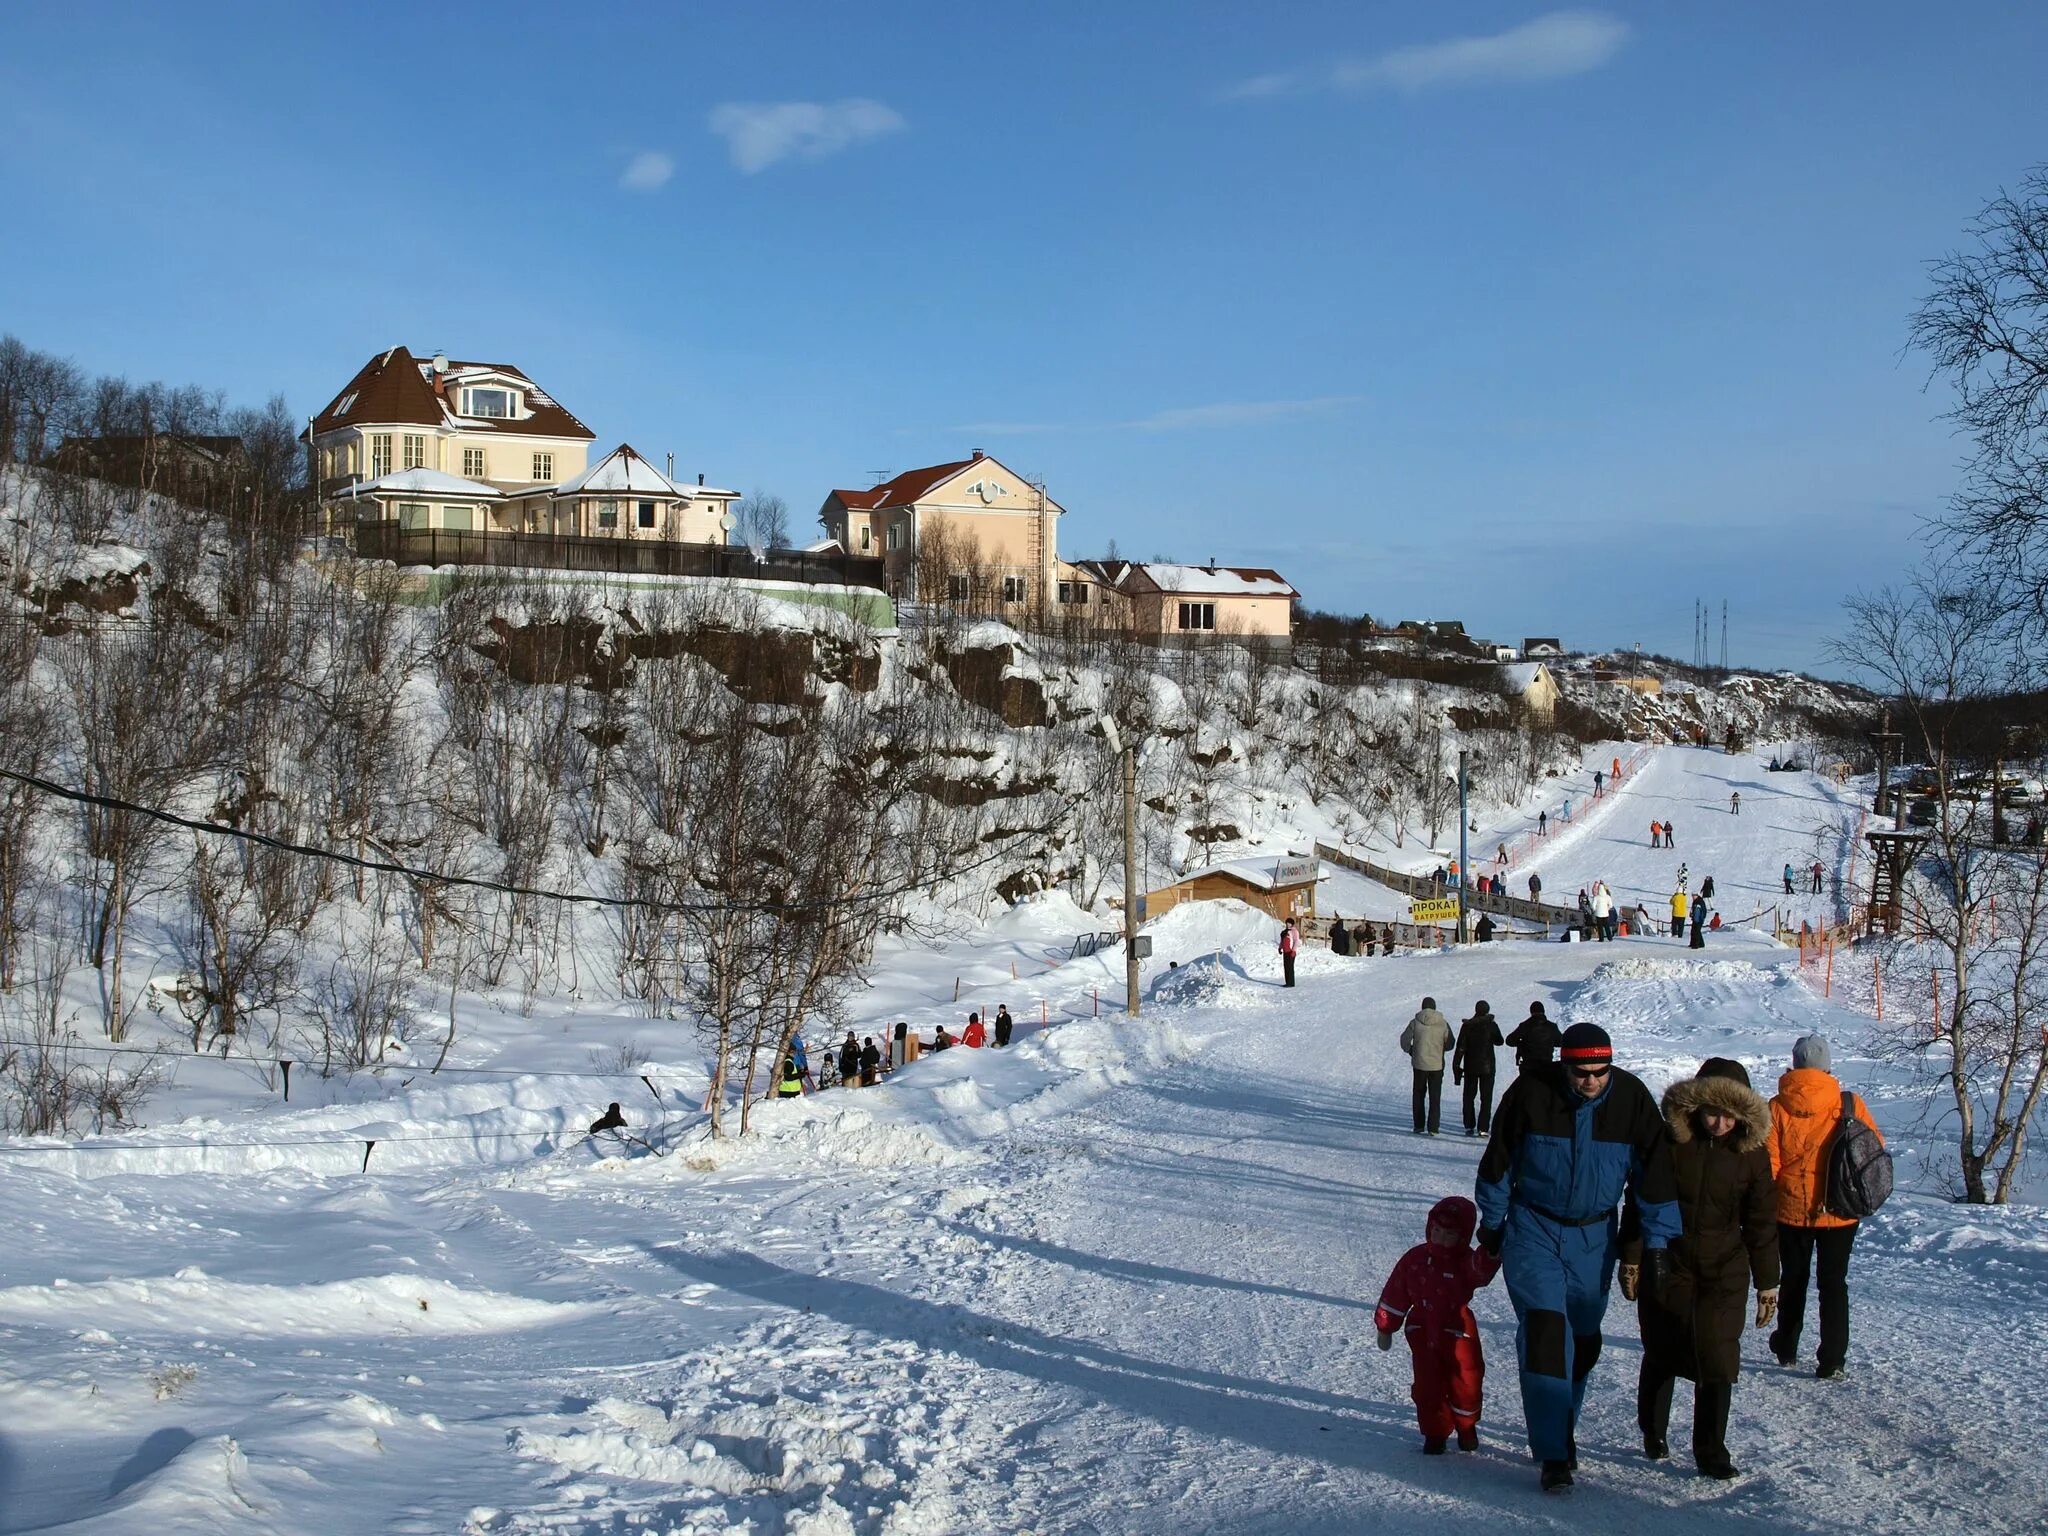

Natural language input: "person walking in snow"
[1376,1195,1502,1454]
[1620,1059,1780,1479]
[1477,1023,1681,1493]
[1279,918,1301,987]
[1767,1035,1883,1379]
[994,1005,1013,1048]
[1783,863,1796,895]
[1528,872,1543,903]
[1664,819,1677,850]
[1650,820,1663,847]
[1670,888,1689,938]
[1700,875,1715,902]
[1810,861,1825,895]
[1506,1002,1560,1073]
[1475,911,1496,943]
[1689,899,1707,950]
[1401,997,1456,1136]
[1539,810,1549,837]
[1455,1001,1504,1135]
[1562,798,1572,822]
[1593,769,1605,798]
[1497,841,1511,867]
[1730,791,1741,816]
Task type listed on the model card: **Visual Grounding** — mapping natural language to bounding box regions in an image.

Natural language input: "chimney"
[972,449,985,460]
[666,452,674,479]
[1208,557,1218,572]
[698,472,705,486]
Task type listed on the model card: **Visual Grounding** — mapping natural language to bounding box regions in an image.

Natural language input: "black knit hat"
[1559,1022,1613,1065]
[1695,1057,1752,1089]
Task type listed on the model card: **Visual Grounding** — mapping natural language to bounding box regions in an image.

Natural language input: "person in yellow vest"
[1670,888,1689,938]
[777,1056,804,1097]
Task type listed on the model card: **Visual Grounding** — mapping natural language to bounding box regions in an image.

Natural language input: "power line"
[0,759,1109,919]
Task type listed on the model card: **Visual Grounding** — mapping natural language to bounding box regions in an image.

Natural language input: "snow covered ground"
[2,751,2043,1534]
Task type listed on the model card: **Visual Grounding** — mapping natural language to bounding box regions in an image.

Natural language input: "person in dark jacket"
[1619,1059,1779,1479]
[838,1032,861,1088]
[1700,875,1716,902]
[1477,1023,1680,1493]
[1505,1002,1560,1073]
[1329,916,1351,956]
[993,1005,1013,1047]
[859,1036,882,1085]
[1529,872,1543,902]
[1474,911,1495,943]
[776,1056,805,1097]
[1453,1001,1504,1135]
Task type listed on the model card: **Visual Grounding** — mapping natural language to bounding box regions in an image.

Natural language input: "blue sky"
[4,2,2044,672]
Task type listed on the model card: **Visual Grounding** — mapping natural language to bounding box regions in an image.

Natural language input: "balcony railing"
[351,523,888,591]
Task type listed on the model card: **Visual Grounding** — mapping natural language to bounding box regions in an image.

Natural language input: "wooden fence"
[352,522,889,591]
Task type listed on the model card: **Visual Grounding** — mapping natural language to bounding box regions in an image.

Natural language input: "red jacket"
[1279,925,1300,956]
[962,1018,987,1048]
[1375,1197,1500,1346]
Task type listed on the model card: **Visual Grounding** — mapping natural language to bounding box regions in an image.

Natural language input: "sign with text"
[1271,857,1318,887]
[1408,898,1461,924]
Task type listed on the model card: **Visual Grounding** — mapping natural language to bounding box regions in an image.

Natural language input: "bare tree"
[1838,574,2046,1202]
[1912,166,2048,638]
[734,490,790,553]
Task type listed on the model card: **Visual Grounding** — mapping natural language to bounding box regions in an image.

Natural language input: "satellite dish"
[720,512,738,533]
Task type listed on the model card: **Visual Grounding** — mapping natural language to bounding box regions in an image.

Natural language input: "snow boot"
[1540,1460,1574,1494]
[1424,1436,1448,1455]
[1457,1427,1479,1452]
[1643,1434,1669,1460]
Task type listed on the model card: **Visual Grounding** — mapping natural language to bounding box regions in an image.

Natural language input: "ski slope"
[0,749,2040,1534]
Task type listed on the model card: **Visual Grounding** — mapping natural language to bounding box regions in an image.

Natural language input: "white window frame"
[463,447,487,479]
[532,452,554,482]
[1002,575,1027,604]
[396,501,428,530]
[1179,601,1216,631]
[887,522,902,551]
[637,500,656,530]
[464,386,514,419]
[370,434,393,478]
[596,498,619,530]
[403,434,428,470]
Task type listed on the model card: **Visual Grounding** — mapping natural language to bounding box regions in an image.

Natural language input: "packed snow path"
[1,752,2042,1533]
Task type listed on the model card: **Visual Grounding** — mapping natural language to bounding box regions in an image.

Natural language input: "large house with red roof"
[304,347,737,543]
[818,451,1061,610]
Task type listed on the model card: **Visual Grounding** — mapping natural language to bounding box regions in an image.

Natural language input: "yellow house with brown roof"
[818,451,1061,609]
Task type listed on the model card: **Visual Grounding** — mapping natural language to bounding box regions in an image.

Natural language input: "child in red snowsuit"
[1375,1194,1500,1453]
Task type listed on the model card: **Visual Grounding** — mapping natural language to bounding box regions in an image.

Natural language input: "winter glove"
[1641,1248,1672,1303]
[1755,1289,1779,1329]
[1617,1263,1640,1301]
[1376,1329,1394,1352]
[1452,1070,1462,1085]
[1476,1226,1504,1257]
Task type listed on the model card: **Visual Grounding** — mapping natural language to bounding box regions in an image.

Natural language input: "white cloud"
[619,150,675,192]
[1225,9,1628,100]
[946,395,1365,436]
[706,99,905,174]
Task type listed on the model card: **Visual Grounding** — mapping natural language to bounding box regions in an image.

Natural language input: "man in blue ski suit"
[1474,1022,1679,1494]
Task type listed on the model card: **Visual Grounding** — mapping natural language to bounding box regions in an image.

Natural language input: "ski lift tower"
[1864,828,1929,938]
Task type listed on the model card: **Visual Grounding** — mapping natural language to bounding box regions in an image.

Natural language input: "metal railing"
[351,522,889,591]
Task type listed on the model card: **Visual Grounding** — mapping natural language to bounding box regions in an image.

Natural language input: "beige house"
[818,451,1060,607]
[1119,562,1297,640]
[342,443,738,540]
[305,346,598,499]
[1500,661,1561,722]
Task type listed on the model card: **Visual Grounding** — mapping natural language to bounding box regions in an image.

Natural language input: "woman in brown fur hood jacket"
[1619,1057,1780,1480]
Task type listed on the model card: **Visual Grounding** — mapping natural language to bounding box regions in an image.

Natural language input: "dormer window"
[464,386,515,419]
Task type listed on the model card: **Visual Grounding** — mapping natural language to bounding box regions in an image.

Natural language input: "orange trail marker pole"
[1040,998,1048,1027]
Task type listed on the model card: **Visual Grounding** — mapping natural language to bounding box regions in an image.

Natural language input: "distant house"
[1144,855,1320,923]
[53,432,246,495]
[1522,637,1564,657]
[1489,644,1520,662]
[1500,661,1560,722]
[817,451,1061,607]
[1118,562,1297,640]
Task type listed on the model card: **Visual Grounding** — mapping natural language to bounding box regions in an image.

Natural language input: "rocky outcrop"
[936,633,1056,728]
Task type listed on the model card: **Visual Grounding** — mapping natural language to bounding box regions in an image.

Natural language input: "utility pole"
[1457,748,1470,944]
[1123,742,1141,1015]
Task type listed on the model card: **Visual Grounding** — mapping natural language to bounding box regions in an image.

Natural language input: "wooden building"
[1143,855,1320,922]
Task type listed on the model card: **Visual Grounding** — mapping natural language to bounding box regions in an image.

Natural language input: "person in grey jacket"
[1401,997,1457,1136]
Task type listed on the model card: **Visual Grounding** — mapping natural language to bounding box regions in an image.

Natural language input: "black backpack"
[1824,1091,1893,1219]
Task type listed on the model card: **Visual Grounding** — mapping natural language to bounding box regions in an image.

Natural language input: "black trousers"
[1772,1223,1858,1371]
[1282,952,1296,986]
[1412,1069,1443,1133]
[994,1018,1011,1046]
[1461,1070,1495,1133]
[1639,1364,1732,1466]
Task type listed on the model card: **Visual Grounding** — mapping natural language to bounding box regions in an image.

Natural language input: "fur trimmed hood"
[1661,1074,1770,1151]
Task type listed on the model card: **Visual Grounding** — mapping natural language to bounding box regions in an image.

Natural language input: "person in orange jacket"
[1650,820,1663,847]
[1766,1035,1882,1377]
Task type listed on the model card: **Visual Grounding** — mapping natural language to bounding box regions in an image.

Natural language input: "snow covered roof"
[1500,662,1553,693]
[1131,563,1296,598]
[1182,855,1320,891]
[549,445,731,500]
[345,468,502,499]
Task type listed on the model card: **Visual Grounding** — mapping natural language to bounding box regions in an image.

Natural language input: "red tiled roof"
[826,458,977,513]
[306,347,596,441]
